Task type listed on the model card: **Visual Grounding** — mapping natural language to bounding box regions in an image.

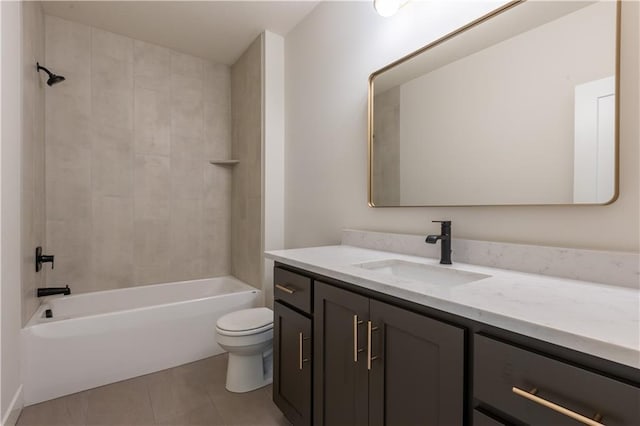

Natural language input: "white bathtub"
[22,276,261,405]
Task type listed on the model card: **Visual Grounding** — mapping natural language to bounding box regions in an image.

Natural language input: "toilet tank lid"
[217,307,273,332]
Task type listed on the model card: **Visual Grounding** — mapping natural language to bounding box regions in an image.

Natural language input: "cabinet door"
[314,282,369,426]
[274,301,312,425]
[369,299,465,426]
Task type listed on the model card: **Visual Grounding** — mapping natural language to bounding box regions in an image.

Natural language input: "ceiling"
[41,1,320,65]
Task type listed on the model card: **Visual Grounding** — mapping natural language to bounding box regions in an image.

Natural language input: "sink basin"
[353,259,490,285]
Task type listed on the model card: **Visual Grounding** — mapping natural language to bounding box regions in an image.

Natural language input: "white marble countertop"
[265,245,640,370]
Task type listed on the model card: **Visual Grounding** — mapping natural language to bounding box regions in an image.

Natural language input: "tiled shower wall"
[22,2,46,323]
[44,16,232,293]
[230,36,263,289]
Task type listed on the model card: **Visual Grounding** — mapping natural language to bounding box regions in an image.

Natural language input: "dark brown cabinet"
[273,262,640,426]
[314,281,369,426]
[368,299,464,426]
[474,334,640,426]
[273,301,312,426]
[473,410,506,426]
[314,281,465,426]
[274,267,312,313]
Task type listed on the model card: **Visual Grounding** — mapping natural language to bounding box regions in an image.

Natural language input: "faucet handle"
[35,246,55,272]
[432,220,451,235]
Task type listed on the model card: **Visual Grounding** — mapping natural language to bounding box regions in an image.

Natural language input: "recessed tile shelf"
[209,160,240,166]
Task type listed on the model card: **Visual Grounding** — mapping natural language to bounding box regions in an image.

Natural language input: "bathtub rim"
[25,275,259,328]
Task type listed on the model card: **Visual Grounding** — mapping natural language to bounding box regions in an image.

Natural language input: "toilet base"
[225,350,273,393]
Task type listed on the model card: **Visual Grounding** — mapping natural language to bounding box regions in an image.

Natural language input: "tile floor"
[17,354,290,426]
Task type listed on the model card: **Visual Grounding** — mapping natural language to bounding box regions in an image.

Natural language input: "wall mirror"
[368,0,619,207]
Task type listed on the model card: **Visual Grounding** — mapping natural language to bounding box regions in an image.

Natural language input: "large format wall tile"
[92,124,133,198]
[44,15,91,75]
[45,16,232,293]
[171,74,204,139]
[22,1,46,324]
[92,195,134,290]
[46,166,92,221]
[92,28,134,63]
[134,217,171,269]
[171,136,204,201]
[170,201,204,281]
[134,41,171,92]
[46,218,92,289]
[92,47,134,131]
[230,36,262,289]
[134,87,171,156]
[171,50,203,80]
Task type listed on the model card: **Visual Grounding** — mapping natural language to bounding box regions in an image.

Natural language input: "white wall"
[1,1,24,424]
[284,1,639,252]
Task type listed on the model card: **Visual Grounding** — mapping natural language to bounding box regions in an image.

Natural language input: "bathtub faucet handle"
[35,246,55,272]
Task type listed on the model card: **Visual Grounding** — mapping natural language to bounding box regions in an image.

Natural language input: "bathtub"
[22,276,261,405]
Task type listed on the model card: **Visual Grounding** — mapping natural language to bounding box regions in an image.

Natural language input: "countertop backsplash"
[342,229,640,289]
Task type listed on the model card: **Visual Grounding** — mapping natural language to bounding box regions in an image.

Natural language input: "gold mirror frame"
[367,0,621,207]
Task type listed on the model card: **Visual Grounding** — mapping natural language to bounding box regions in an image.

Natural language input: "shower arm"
[36,63,53,77]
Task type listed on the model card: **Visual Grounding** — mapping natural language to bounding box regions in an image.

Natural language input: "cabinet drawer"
[474,334,640,426]
[274,267,312,314]
[473,410,506,426]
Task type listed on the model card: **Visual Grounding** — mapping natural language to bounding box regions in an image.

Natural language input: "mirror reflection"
[369,1,618,206]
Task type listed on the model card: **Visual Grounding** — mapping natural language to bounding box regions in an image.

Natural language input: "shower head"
[36,62,65,86]
[47,74,66,86]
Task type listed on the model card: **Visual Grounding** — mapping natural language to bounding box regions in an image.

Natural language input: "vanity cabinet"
[474,335,640,426]
[313,282,369,425]
[273,267,313,426]
[472,410,506,426]
[273,301,312,425]
[314,281,464,426]
[272,262,640,426]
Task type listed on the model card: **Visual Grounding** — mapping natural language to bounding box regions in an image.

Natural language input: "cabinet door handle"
[367,321,379,370]
[298,332,310,370]
[512,387,604,426]
[276,284,295,294]
[353,315,364,362]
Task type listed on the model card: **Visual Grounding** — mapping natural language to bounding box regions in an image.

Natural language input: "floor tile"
[146,366,212,422]
[84,376,155,425]
[208,386,289,426]
[14,396,85,426]
[156,403,225,426]
[17,353,288,426]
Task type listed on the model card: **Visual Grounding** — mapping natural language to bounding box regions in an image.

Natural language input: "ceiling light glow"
[374,0,403,17]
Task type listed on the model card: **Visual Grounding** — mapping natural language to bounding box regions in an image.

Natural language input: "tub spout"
[37,285,71,297]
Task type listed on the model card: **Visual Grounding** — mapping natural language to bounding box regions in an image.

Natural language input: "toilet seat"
[216,307,273,336]
[216,323,273,337]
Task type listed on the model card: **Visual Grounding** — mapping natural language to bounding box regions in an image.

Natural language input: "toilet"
[215,307,274,393]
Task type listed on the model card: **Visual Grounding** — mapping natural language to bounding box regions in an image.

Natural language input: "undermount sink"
[353,259,491,286]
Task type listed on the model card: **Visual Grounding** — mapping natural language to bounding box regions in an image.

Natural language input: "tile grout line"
[143,377,160,425]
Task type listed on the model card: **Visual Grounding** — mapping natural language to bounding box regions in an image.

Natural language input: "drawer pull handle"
[367,321,379,370]
[353,315,364,362]
[276,284,295,294]
[512,387,604,426]
[298,332,310,370]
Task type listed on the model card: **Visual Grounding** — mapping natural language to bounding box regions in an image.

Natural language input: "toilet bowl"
[215,307,274,393]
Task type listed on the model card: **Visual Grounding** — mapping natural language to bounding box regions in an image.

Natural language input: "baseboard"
[1,385,23,426]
